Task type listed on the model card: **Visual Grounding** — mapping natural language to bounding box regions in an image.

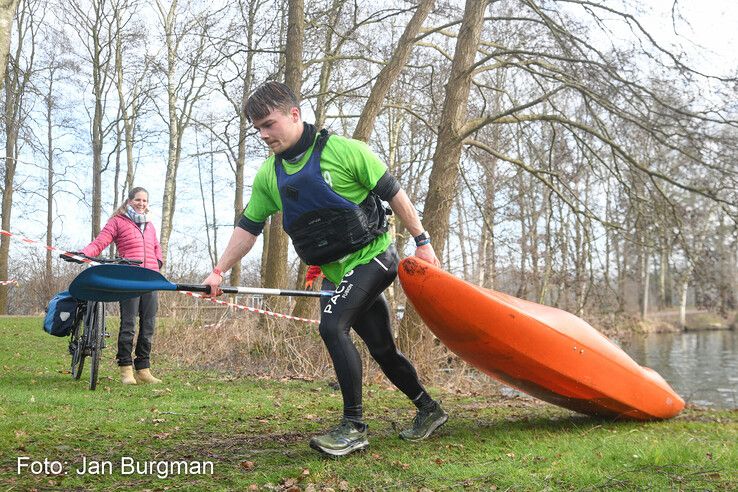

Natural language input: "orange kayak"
[399,257,684,420]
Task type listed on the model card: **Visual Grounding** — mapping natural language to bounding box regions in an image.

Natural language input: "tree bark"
[0,0,20,91]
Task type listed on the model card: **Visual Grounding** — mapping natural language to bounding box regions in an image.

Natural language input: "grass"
[0,316,736,491]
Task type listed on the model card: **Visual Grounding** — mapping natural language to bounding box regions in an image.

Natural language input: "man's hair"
[244,81,299,122]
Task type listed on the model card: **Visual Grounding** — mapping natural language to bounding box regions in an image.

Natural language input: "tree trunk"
[230,0,258,287]
[455,193,469,279]
[480,156,497,289]
[157,0,214,269]
[658,246,667,309]
[539,190,553,304]
[0,107,16,314]
[158,0,179,268]
[89,2,106,237]
[0,0,32,313]
[114,6,136,203]
[290,260,313,319]
[554,203,568,309]
[679,278,688,329]
[641,250,650,319]
[262,0,302,292]
[0,0,20,91]
[398,0,488,352]
[45,68,55,285]
[616,234,626,313]
[112,118,121,215]
[312,0,343,129]
[516,173,529,298]
[91,103,103,237]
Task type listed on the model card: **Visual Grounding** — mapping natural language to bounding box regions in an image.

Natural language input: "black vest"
[275,130,388,265]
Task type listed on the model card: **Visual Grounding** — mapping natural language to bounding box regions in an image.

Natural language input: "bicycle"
[62,253,142,390]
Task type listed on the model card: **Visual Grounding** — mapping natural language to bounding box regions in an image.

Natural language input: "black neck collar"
[278,123,317,162]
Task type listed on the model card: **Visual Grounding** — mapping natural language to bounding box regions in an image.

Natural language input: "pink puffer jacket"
[81,214,163,271]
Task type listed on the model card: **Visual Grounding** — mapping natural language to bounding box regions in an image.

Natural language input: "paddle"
[69,264,333,302]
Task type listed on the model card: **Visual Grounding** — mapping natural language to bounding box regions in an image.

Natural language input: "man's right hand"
[202,271,224,298]
[203,228,257,297]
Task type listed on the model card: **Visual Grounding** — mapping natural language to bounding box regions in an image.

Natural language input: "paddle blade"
[69,264,177,301]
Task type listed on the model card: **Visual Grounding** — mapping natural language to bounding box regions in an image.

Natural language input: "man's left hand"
[414,243,440,267]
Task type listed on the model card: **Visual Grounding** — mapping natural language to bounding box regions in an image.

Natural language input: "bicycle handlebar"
[60,252,143,265]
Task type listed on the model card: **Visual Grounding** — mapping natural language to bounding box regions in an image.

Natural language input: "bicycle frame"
[69,301,106,390]
[65,254,135,390]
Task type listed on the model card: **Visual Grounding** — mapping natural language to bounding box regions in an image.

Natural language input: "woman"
[80,187,163,385]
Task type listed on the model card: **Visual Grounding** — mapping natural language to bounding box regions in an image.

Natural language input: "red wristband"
[213,267,223,277]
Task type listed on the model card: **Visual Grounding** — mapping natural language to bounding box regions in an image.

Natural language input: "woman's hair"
[244,81,299,122]
[112,187,149,218]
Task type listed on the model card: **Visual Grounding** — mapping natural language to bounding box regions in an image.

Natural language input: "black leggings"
[319,245,426,420]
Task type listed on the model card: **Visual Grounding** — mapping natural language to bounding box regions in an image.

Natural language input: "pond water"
[618,330,737,409]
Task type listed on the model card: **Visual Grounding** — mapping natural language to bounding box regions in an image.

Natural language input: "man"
[203,81,447,457]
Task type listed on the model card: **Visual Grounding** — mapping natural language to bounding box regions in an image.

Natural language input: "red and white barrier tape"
[0,280,17,285]
[0,228,320,324]
[183,292,319,324]
[0,229,99,265]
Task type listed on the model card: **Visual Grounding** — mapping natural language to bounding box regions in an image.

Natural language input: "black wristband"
[414,231,431,247]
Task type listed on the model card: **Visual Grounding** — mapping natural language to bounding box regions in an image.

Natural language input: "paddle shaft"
[69,264,333,301]
[176,283,329,297]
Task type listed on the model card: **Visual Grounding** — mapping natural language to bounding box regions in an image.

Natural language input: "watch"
[414,231,431,247]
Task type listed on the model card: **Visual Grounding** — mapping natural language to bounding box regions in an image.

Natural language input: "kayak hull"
[398,257,684,420]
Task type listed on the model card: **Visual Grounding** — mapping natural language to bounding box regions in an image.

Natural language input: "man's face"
[251,106,302,154]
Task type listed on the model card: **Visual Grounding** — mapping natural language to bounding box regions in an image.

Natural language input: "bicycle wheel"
[70,303,88,380]
[88,301,105,390]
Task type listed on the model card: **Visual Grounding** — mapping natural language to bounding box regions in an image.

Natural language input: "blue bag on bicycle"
[43,290,81,337]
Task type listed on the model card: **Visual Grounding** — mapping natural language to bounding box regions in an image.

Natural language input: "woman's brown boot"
[120,365,137,385]
[135,368,162,384]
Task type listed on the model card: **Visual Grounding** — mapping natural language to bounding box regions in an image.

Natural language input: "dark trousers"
[117,291,158,370]
[319,245,426,420]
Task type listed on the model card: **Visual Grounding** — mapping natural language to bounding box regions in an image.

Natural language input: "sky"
[618,0,738,74]
[666,0,738,70]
